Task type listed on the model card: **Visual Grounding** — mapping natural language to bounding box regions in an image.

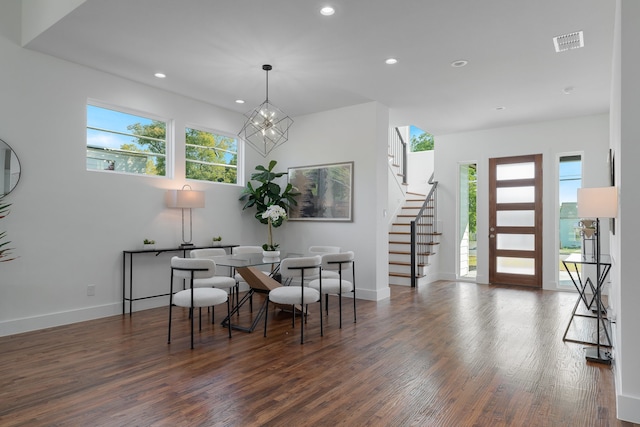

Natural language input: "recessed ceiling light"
[495,106,506,111]
[154,72,166,79]
[451,60,468,68]
[320,6,335,16]
[563,86,574,95]
[235,99,245,104]
[553,31,584,53]
[385,58,398,65]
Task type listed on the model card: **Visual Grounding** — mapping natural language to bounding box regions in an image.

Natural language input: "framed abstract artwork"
[288,161,353,221]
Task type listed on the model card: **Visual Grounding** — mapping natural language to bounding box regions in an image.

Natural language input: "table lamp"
[165,185,205,247]
[577,186,617,364]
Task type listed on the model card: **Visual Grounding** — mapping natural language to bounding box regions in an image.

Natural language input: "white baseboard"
[0,302,123,337]
[437,272,458,282]
[611,322,640,423]
[0,287,390,337]
[616,393,640,423]
[356,287,390,301]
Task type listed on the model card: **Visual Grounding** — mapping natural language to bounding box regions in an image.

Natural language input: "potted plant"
[239,160,299,255]
[212,236,222,246]
[143,239,156,250]
[0,198,15,262]
[260,205,287,256]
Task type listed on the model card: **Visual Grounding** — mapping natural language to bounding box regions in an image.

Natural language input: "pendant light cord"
[263,64,272,102]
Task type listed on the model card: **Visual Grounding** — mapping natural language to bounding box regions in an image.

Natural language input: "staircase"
[388,192,440,286]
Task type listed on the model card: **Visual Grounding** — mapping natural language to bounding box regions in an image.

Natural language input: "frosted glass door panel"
[496,210,535,227]
[496,187,534,203]
[497,234,535,251]
[496,257,535,275]
[496,162,535,180]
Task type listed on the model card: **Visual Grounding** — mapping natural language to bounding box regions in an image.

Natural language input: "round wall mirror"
[0,138,21,197]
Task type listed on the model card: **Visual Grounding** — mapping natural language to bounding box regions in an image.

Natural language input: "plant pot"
[212,242,222,247]
[262,250,280,258]
[143,244,156,250]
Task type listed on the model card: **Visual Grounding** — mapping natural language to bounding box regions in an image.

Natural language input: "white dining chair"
[309,251,356,328]
[168,257,231,349]
[190,248,238,310]
[305,246,341,281]
[264,255,323,344]
[308,245,341,256]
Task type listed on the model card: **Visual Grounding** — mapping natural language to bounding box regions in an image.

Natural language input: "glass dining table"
[213,252,300,332]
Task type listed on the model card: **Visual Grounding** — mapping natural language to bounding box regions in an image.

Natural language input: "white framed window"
[86,101,170,177]
[185,126,239,184]
[558,153,583,287]
[457,161,477,280]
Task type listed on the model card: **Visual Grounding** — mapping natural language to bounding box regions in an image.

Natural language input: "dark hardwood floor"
[0,282,636,427]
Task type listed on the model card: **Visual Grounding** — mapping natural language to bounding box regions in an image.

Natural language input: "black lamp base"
[180,243,195,248]
[585,347,612,365]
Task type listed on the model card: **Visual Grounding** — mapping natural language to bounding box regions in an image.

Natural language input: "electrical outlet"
[87,284,96,296]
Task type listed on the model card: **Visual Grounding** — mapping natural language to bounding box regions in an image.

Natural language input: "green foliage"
[468,164,477,235]
[410,132,435,152]
[185,128,237,184]
[126,121,167,176]
[239,160,299,227]
[0,199,15,262]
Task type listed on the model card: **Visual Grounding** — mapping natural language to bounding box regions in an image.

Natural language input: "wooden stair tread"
[390,261,426,267]
[389,250,434,256]
[391,223,436,226]
[389,227,442,236]
[389,240,438,245]
[388,190,440,283]
[389,272,425,278]
[390,226,442,235]
[389,231,439,236]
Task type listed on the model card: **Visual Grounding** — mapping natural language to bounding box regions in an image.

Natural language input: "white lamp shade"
[577,187,618,218]
[165,189,205,208]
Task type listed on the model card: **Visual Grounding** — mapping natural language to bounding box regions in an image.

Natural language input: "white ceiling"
[22,0,615,136]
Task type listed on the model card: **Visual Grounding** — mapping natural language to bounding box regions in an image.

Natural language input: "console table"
[122,244,237,315]
[561,253,612,347]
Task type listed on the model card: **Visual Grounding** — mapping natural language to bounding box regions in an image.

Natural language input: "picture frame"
[288,161,353,221]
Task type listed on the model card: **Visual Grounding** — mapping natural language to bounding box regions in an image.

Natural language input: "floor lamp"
[577,186,618,364]
[165,185,205,248]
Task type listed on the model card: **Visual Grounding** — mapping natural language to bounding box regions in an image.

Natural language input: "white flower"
[261,204,287,222]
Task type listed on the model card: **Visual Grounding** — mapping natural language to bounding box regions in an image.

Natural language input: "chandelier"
[238,64,293,157]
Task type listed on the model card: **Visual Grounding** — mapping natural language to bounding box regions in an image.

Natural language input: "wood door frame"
[489,154,543,287]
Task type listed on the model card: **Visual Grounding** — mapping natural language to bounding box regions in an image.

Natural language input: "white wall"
[387,166,405,225]
[0,26,261,335]
[407,150,434,195]
[272,102,391,302]
[0,9,392,335]
[21,0,86,45]
[610,0,640,422]
[435,114,610,288]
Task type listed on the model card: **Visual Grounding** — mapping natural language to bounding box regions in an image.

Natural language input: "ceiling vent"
[553,31,584,52]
